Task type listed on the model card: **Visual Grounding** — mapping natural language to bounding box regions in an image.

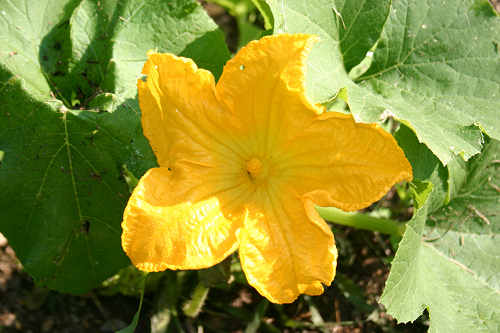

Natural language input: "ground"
[0,213,428,332]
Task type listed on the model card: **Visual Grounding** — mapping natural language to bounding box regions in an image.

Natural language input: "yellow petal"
[121,167,244,271]
[280,112,413,211]
[138,53,241,168]
[128,34,413,303]
[215,34,323,155]
[238,186,337,304]
[215,33,411,211]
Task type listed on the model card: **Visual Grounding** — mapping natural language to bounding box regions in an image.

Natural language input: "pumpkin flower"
[121,34,412,303]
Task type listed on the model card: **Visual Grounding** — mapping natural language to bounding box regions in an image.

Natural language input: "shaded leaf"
[251,0,274,29]
[244,300,269,333]
[0,0,229,293]
[117,272,147,333]
[0,68,153,292]
[335,0,391,72]
[395,125,448,212]
[64,0,123,104]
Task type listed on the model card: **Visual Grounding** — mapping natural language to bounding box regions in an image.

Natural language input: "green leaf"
[381,139,500,332]
[334,0,391,72]
[1,0,230,105]
[266,0,391,103]
[251,0,274,30]
[267,0,500,165]
[198,256,232,288]
[244,300,269,333]
[395,125,448,212]
[63,0,122,104]
[0,0,230,293]
[0,68,154,293]
[351,0,500,165]
[150,272,181,333]
[237,19,265,49]
[395,124,471,213]
[445,153,467,203]
[117,272,147,333]
[111,0,230,99]
[0,0,80,100]
[267,0,350,102]
[334,273,375,314]
[209,0,267,49]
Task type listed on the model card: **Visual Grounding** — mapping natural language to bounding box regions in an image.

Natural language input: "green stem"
[316,207,406,236]
[182,282,210,318]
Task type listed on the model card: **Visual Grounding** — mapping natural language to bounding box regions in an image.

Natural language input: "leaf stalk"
[316,207,406,236]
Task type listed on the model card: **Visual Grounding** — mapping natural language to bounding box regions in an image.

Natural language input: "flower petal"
[281,112,413,211]
[215,34,323,155]
[238,187,337,303]
[138,53,242,167]
[122,167,243,272]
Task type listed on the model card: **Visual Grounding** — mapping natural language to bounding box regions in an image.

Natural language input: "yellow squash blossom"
[121,34,412,304]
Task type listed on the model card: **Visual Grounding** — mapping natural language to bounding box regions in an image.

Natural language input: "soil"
[0,222,426,333]
[490,0,500,12]
[0,233,147,333]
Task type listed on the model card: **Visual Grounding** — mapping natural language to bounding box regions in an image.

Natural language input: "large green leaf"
[266,0,391,102]
[69,0,230,104]
[381,139,500,332]
[351,0,500,164]
[267,0,500,165]
[0,0,229,293]
[0,69,154,293]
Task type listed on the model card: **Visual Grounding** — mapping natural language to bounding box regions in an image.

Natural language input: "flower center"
[246,158,262,177]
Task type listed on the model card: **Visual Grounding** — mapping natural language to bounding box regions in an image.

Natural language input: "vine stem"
[316,207,406,236]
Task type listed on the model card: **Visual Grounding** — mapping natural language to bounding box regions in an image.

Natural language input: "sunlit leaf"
[267,0,500,165]
[350,0,500,164]
[381,139,500,332]
[266,0,390,102]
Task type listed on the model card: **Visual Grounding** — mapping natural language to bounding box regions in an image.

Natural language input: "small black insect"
[81,220,90,234]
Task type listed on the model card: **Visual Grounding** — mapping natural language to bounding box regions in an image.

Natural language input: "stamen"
[246,158,262,176]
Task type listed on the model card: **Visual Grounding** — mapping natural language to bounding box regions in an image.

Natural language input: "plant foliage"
[0,0,499,331]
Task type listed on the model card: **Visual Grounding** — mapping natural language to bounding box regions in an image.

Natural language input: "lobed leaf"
[350,0,500,164]
[0,0,229,293]
[381,139,500,332]
[267,0,500,165]
[0,69,153,292]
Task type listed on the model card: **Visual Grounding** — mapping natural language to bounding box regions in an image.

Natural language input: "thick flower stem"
[316,207,406,236]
